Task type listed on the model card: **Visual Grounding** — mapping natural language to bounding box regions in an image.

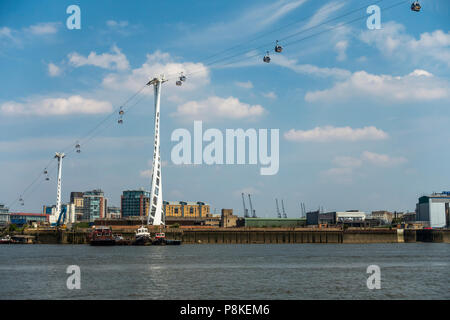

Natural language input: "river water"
[0,243,448,299]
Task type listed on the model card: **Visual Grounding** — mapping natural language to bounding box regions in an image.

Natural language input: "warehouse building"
[307,210,366,226]
[416,192,450,228]
[164,201,210,218]
[10,212,49,226]
[244,218,305,228]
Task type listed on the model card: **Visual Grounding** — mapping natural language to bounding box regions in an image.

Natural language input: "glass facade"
[121,190,150,218]
[83,190,106,222]
[0,204,9,225]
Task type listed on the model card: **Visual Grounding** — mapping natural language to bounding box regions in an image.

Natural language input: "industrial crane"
[281,199,287,219]
[242,193,249,218]
[248,194,256,218]
[276,199,282,219]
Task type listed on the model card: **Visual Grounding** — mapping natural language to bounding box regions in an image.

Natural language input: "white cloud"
[321,167,354,184]
[106,20,129,28]
[0,27,12,38]
[305,70,450,103]
[360,22,450,67]
[322,150,407,183]
[26,22,60,35]
[1,95,112,116]
[140,160,169,178]
[102,50,210,93]
[361,151,407,167]
[47,63,62,77]
[171,96,266,122]
[332,156,362,168]
[302,1,346,30]
[68,45,130,71]
[235,81,253,89]
[182,0,307,45]
[272,54,351,79]
[284,126,388,142]
[334,40,348,61]
[262,91,277,99]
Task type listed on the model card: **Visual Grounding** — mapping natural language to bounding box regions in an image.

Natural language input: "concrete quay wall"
[21,228,450,244]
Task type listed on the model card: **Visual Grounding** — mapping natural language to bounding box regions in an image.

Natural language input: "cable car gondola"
[75,142,81,153]
[118,107,125,124]
[263,51,271,63]
[176,80,182,86]
[179,72,186,82]
[411,1,421,12]
[275,40,283,53]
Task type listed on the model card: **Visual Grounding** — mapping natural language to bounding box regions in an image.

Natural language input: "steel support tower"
[54,152,65,224]
[147,75,167,226]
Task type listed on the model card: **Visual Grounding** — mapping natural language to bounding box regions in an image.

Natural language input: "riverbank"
[4,227,449,244]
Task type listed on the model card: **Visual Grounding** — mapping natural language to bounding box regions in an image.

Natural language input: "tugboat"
[133,226,152,245]
[89,226,116,246]
[0,235,13,244]
[113,233,128,245]
[152,232,182,246]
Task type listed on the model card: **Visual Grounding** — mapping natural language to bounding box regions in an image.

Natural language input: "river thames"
[0,243,448,299]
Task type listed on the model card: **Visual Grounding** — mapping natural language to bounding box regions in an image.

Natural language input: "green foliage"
[170,223,180,228]
[73,222,90,230]
[8,224,19,232]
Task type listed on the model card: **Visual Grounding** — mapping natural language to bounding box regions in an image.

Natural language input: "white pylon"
[53,152,65,224]
[147,75,167,226]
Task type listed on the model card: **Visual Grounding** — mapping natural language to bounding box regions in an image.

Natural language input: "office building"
[371,211,393,224]
[0,204,10,226]
[83,189,107,222]
[121,189,150,218]
[70,192,84,221]
[107,206,121,219]
[416,192,450,228]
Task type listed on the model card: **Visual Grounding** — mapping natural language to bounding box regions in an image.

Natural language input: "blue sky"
[1,0,449,216]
